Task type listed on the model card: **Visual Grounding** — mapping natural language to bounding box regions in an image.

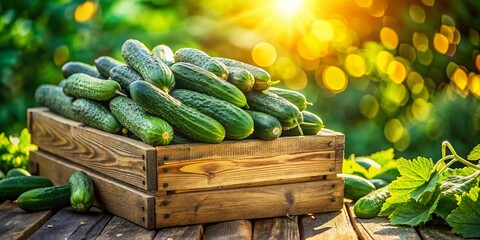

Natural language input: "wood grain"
[155,179,344,228]
[28,108,157,191]
[253,216,300,240]
[32,150,155,229]
[203,220,252,240]
[0,201,52,240]
[299,205,357,240]
[417,225,462,240]
[96,216,156,240]
[154,225,203,240]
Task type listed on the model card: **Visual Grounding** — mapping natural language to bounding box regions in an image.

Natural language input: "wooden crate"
[28,108,345,229]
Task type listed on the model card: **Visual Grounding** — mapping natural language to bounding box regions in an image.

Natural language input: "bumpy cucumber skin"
[214,57,272,91]
[245,110,282,140]
[244,91,302,129]
[354,187,391,219]
[226,66,255,92]
[61,61,102,78]
[72,98,122,133]
[110,65,144,91]
[17,185,71,212]
[171,62,247,108]
[68,171,94,212]
[268,87,309,111]
[0,176,53,199]
[175,48,228,79]
[64,73,123,101]
[94,56,124,78]
[130,81,226,143]
[152,45,175,66]
[170,130,194,144]
[369,178,389,189]
[339,174,376,201]
[35,85,75,119]
[121,39,175,93]
[6,168,31,178]
[171,89,253,140]
[282,111,324,136]
[110,96,173,146]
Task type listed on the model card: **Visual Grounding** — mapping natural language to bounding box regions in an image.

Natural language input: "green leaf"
[446,187,480,238]
[435,196,459,220]
[368,148,395,167]
[410,171,440,203]
[342,154,369,177]
[467,144,480,161]
[379,192,409,216]
[17,128,31,151]
[390,187,441,227]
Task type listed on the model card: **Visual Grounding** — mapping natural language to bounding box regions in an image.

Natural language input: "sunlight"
[276,0,302,17]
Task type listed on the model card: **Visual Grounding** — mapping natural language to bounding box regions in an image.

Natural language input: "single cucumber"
[171,89,254,140]
[130,81,226,143]
[171,62,247,108]
[0,176,53,199]
[245,91,302,130]
[62,61,102,78]
[68,171,94,212]
[17,185,71,212]
[72,98,122,133]
[35,84,75,119]
[64,73,124,101]
[268,87,311,111]
[6,168,31,178]
[174,48,228,79]
[339,173,376,201]
[214,57,276,91]
[245,110,282,140]
[282,111,324,136]
[170,130,194,144]
[110,96,173,146]
[110,65,144,91]
[369,178,389,189]
[226,66,255,92]
[354,187,391,219]
[152,44,175,66]
[374,168,400,183]
[121,39,175,93]
[94,56,124,78]
[355,157,381,170]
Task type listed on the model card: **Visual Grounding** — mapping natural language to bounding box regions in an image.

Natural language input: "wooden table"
[0,200,462,240]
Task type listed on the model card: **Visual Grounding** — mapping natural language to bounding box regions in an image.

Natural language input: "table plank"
[417,225,462,240]
[28,207,110,240]
[0,201,52,240]
[96,216,156,240]
[300,206,357,240]
[154,225,203,240]
[203,220,252,240]
[253,216,300,240]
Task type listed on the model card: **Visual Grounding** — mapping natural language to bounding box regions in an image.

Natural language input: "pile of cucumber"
[35,39,325,145]
[0,168,94,213]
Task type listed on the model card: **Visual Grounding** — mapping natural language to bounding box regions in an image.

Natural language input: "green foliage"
[0,128,37,173]
[446,187,480,238]
[343,148,399,181]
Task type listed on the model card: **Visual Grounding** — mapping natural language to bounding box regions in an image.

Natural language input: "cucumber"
[110,65,144,91]
[6,168,31,178]
[339,173,376,201]
[121,39,175,93]
[130,81,226,143]
[63,73,125,101]
[171,89,254,140]
[171,62,247,108]
[170,130,194,144]
[17,185,71,212]
[72,98,122,133]
[374,168,400,183]
[94,56,124,78]
[110,96,173,145]
[214,57,276,91]
[354,187,390,219]
[152,44,175,66]
[245,91,302,130]
[369,178,389,189]
[282,111,324,136]
[35,84,75,119]
[58,79,67,87]
[69,171,94,212]
[62,61,102,78]
[0,176,53,199]
[268,87,312,111]
[174,48,228,79]
[245,110,282,140]
[226,66,255,92]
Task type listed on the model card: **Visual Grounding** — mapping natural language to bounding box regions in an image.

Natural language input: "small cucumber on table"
[226,66,255,92]
[268,87,312,111]
[17,185,71,212]
[170,130,194,144]
[110,65,144,91]
[369,178,389,189]
[0,176,53,200]
[94,56,124,78]
[152,44,175,66]
[69,171,94,212]
[339,173,376,201]
[72,98,122,133]
[354,187,390,219]
[62,61,102,78]
[282,111,324,136]
[35,84,75,119]
[175,48,228,79]
[171,89,254,140]
[6,168,31,178]
[121,39,175,93]
[63,73,125,101]
[245,110,282,140]
[110,96,173,146]
[130,81,226,143]
[171,62,247,108]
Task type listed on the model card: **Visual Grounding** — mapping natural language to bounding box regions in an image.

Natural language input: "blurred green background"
[0,0,479,159]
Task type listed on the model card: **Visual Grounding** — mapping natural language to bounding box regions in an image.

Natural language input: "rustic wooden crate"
[28,107,345,229]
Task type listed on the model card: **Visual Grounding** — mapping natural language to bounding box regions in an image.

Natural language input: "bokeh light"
[359,94,379,118]
[75,1,97,22]
[252,42,277,67]
[387,60,407,84]
[345,54,366,78]
[380,27,399,50]
[433,33,449,54]
[322,66,348,92]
